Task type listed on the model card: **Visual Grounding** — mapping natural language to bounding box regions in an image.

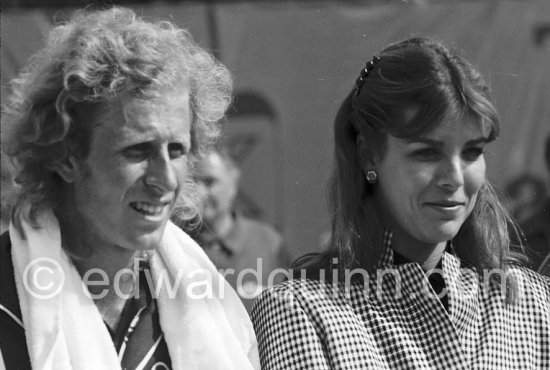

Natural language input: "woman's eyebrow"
[406,138,443,146]
[406,136,489,146]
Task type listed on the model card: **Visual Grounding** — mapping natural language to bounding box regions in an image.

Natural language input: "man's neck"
[73,249,139,331]
[55,206,139,331]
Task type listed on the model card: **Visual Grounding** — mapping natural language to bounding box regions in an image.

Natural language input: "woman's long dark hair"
[295,37,525,302]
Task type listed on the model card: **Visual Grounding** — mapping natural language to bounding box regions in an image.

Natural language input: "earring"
[365,170,378,184]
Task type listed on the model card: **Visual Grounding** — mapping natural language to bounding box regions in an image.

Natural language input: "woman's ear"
[50,155,81,183]
[356,134,377,170]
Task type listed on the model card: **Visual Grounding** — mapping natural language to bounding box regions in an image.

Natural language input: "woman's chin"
[426,225,461,244]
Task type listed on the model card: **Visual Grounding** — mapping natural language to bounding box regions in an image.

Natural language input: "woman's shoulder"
[251,278,366,344]
[512,266,549,287]
[251,279,339,369]
[254,278,334,307]
[252,276,365,324]
[509,266,550,303]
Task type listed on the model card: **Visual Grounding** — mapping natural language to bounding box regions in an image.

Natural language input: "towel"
[10,208,260,370]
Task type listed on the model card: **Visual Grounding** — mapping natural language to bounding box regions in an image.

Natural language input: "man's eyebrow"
[465,137,490,146]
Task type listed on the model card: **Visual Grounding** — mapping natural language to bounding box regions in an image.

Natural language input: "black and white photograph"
[1,0,549,369]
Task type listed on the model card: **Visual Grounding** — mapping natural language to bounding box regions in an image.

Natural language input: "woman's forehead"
[405,115,490,144]
[398,104,494,140]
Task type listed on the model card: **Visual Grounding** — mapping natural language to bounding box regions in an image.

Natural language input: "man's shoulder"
[1,231,11,253]
[0,231,22,319]
[0,231,16,300]
[0,231,31,370]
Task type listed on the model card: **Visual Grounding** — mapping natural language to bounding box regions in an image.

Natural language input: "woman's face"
[371,116,488,247]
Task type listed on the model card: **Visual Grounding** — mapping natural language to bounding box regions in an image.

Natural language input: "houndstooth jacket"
[251,232,550,369]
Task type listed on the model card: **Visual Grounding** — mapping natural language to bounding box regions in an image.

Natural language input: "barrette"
[354,55,381,96]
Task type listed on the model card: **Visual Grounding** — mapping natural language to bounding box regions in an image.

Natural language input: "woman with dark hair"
[251,37,549,369]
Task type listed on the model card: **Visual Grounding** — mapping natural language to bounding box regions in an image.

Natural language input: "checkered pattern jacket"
[251,232,550,369]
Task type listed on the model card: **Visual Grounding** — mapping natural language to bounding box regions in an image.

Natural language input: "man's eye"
[168,143,186,159]
[123,144,151,161]
[462,147,484,161]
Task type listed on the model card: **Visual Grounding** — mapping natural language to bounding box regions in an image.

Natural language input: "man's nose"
[144,151,178,194]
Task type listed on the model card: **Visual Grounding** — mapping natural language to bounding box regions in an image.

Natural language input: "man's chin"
[129,228,166,251]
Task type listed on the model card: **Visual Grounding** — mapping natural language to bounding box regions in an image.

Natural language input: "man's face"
[196,152,239,224]
[66,87,191,253]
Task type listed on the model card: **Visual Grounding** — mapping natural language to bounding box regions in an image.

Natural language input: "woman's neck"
[391,230,447,271]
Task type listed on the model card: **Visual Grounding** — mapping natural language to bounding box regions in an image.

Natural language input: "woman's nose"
[437,156,464,191]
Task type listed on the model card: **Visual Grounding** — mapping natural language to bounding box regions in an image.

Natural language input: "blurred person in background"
[252,37,549,369]
[173,148,289,312]
[503,173,546,225]
[0,7,259,370]
[522,134,550,275]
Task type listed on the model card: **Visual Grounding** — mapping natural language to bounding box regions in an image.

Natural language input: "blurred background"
[2,0,550,261]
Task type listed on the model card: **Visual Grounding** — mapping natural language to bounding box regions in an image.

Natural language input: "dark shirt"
[0,232,172,370]
[108,259,172,370]
[393,250,449,312]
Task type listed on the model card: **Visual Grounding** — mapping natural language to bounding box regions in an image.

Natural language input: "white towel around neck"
[10,208,260,370]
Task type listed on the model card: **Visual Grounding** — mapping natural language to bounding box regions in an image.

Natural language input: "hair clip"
[354,55,381,97]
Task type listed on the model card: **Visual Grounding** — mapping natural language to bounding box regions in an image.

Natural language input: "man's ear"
[356,134,377,170]
[51,155,81,183]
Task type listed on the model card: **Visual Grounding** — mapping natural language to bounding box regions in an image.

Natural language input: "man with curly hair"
[0,7,258,370]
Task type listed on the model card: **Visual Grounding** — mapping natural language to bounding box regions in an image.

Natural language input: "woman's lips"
[424,201,465,217]
[425,200,465,207]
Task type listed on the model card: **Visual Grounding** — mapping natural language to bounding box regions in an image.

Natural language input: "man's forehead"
[121,88,189,117]
[91,89,191,137]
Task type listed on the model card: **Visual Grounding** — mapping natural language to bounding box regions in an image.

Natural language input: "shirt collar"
[376,227,456,269]
[376,228,395,269]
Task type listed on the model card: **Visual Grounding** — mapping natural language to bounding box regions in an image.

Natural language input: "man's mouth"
[130,201,165,216]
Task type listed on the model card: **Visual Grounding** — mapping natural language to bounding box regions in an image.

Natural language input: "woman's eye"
[168,143,186,159]
[412,147,440,160]
[463,147,484,161]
